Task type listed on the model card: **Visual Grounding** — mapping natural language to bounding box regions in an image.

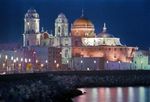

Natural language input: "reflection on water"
[73,87,150,102]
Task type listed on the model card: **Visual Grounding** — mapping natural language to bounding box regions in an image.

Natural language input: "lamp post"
[45,60,48,71]
[94,60,96,70]
[11,56,14,72]
[54,60,57,70]
[106,60,109,70]
[5,55,8,72]
[67,60,69,70]
[21,58,23,72]
[130,61,132,70]
[118,61,121,70]
[41,64,44,71]
[13,59,16,73]
[25,58,27,72]
[35,59,38,72]
[80,60,83,70]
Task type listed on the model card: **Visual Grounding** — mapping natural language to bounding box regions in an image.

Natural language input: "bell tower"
[55,13,68,36]
[23,8,41,47]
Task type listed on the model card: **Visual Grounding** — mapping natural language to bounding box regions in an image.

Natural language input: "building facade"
[21,8,138,71]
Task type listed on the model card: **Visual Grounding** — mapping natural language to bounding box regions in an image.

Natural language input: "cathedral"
[22,8,137,70]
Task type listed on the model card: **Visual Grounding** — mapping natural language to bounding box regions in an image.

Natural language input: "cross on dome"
[81,9,84,17]
[103,23,107,32]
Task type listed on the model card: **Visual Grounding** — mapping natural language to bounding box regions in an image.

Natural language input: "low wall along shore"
[0,70,150,102]
[1,70,150,86]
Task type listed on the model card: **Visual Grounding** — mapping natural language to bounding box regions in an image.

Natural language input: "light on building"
[80,60,83,64]
[67,60,69,64]
[29,59,31,62]
[33,51,36,54]
[45,60,48,63]
[25,58,27,63]
[41,64,44,68]
[0,54,1,58]
[56,63,59,68]
[118,61,121,63]
[16,57,19,61]
[94,60,96,64]
[11,56,14,60]
[5,55,8,60]
[36,59,38,63]
[13,59,16,63]
[27,22,29,25]
[87,67,90,71]
[2,63,5,68]
[54,60,57,63]
[18,64,21,67]
[21,58,23,62]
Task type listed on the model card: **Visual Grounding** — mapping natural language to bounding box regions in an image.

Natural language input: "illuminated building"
[71,15,137,64]
[23,8,41,47]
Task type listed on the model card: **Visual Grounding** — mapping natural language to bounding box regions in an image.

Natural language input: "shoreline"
[0,70,150,102]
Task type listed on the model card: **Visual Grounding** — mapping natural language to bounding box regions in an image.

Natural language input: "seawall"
[1,70,150,87]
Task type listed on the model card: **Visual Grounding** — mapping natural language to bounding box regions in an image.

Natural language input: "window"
[58,26,61,33]
[65,49,68,57]
[75,40,78,46]
[27,40,29,46]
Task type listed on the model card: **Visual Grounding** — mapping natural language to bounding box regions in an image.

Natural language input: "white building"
[23,8,41,47]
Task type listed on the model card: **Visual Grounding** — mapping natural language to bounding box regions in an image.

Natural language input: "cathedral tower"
[55,13,68,36]
[55,13,71,65]
[23,8,41,47]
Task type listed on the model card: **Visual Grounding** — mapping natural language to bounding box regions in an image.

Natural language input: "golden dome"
[73,17,94,27]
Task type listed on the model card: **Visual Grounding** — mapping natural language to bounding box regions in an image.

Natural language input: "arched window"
[58,26,61,33]
[27,40,29,46]
[65,49,68,57]
[75,40,78,46]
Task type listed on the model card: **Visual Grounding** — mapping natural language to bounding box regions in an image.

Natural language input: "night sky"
[0,0,149,50]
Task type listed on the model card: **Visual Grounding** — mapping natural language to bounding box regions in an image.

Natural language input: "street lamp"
[130,61,132,70]
[16,57,18,61]
[56,63,59,68]
[21,58,23,72]
[29,59,31,63]
[2,63,5,68]
[36,59,38,64]
[106,60,109,70]
[5,55,8,60]
[11,56,13,60]
[94,60,96,70]
[45,60,48,70]
[5,55,8,71]
[118,61,121,70]
[13,59,16,72]
[54,60,57,63]
[80,60,83,70]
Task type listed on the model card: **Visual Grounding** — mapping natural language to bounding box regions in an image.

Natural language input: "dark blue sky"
[0,0,149,50]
